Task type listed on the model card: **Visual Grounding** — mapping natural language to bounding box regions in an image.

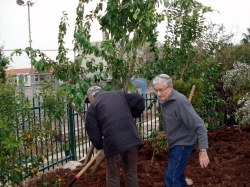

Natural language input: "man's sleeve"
[125,92,145,118]
[178,98,208,149]
[85,109,103,150]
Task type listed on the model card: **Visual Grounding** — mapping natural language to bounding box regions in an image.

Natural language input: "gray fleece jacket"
[160,90,208,149]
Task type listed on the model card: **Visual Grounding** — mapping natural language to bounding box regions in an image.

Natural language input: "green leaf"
[99,62,103,72]
[77,92,84,101]
[133,8,140,20]
[86,61,92,69]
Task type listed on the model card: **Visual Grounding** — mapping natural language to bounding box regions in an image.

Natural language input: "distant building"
[6,68,52,87]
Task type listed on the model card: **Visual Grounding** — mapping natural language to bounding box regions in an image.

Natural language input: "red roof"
[6,68,53,75]
[6,68,31,75]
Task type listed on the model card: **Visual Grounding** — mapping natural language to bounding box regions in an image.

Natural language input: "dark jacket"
[85,90,145,158]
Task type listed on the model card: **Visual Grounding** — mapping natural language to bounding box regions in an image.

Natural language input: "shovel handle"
[188,85,196,102]
[68,149,103,187]
[76,149,103,178]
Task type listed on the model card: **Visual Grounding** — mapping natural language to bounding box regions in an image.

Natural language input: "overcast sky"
[0,0,249,69]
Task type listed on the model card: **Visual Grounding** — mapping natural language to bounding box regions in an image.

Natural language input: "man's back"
[85,90,144,158]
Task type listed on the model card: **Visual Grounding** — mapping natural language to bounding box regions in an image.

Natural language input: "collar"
[159,90,177,104]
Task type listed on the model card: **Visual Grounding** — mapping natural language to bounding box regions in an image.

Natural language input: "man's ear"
[89,94,94,103]
[169,84,174,90]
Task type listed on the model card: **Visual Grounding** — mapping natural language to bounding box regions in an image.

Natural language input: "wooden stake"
[188,85,196,102]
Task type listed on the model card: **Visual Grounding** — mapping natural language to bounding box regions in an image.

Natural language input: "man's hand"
[199,152,209,168]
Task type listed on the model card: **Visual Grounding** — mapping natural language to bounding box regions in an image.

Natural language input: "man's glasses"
[154,87,169,93]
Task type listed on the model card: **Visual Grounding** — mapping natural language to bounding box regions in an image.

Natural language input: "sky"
[0,0,250,69]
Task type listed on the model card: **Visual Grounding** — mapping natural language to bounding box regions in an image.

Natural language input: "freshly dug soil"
[28,124,250,187]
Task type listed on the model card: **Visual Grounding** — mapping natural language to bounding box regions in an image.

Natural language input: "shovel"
[68,149,103,187]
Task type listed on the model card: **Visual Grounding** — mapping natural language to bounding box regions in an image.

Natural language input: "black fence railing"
[23,93,158,173]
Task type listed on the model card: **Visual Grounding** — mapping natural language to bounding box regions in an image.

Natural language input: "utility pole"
[17,0,35,97]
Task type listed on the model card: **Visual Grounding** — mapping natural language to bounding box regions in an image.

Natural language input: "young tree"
[6,0,213,111]
[154,0,212,80]
[18,0,167,108]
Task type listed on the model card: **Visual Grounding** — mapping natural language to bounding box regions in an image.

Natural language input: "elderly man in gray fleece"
[152,74,209,187]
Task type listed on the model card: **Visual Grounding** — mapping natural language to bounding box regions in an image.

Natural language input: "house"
[6,68,52,87]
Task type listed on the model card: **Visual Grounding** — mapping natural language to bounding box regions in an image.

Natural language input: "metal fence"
[25,93,159,173]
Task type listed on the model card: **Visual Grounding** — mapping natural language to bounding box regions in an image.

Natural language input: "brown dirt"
[28,124,250,187]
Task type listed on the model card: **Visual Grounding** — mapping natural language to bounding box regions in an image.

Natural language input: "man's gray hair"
[152,74,172,88]
[84,86,102,103]
[87,86,102,96]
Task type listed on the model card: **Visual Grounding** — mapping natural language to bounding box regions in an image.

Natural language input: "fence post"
[68,104,76,160]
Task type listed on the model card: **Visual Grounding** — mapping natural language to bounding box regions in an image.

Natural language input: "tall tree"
[139,0,212,81]
[6,0,212,109]
[18,0,166,108]
[241,28,250,44]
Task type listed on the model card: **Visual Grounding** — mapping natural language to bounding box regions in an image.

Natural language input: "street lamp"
[16,0,25,5]
[16,0,35,97]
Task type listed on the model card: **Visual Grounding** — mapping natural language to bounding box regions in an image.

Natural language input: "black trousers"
[106,146,138,187]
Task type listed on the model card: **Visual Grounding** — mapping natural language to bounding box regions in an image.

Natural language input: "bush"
[221,62,250,125]
[148,129,167,163]
[0,79,70,186]
[0,81,44,186]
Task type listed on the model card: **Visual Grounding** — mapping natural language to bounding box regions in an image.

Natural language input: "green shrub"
[0,81,44,186]
[173,77,204,112]
[222,62,250,125]
[0,79,70,186]
[148,129,167,163]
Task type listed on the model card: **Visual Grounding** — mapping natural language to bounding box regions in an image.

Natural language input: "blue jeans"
[164,144,195,187]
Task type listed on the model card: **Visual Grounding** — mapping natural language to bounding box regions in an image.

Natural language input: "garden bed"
[28,124,250,187]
